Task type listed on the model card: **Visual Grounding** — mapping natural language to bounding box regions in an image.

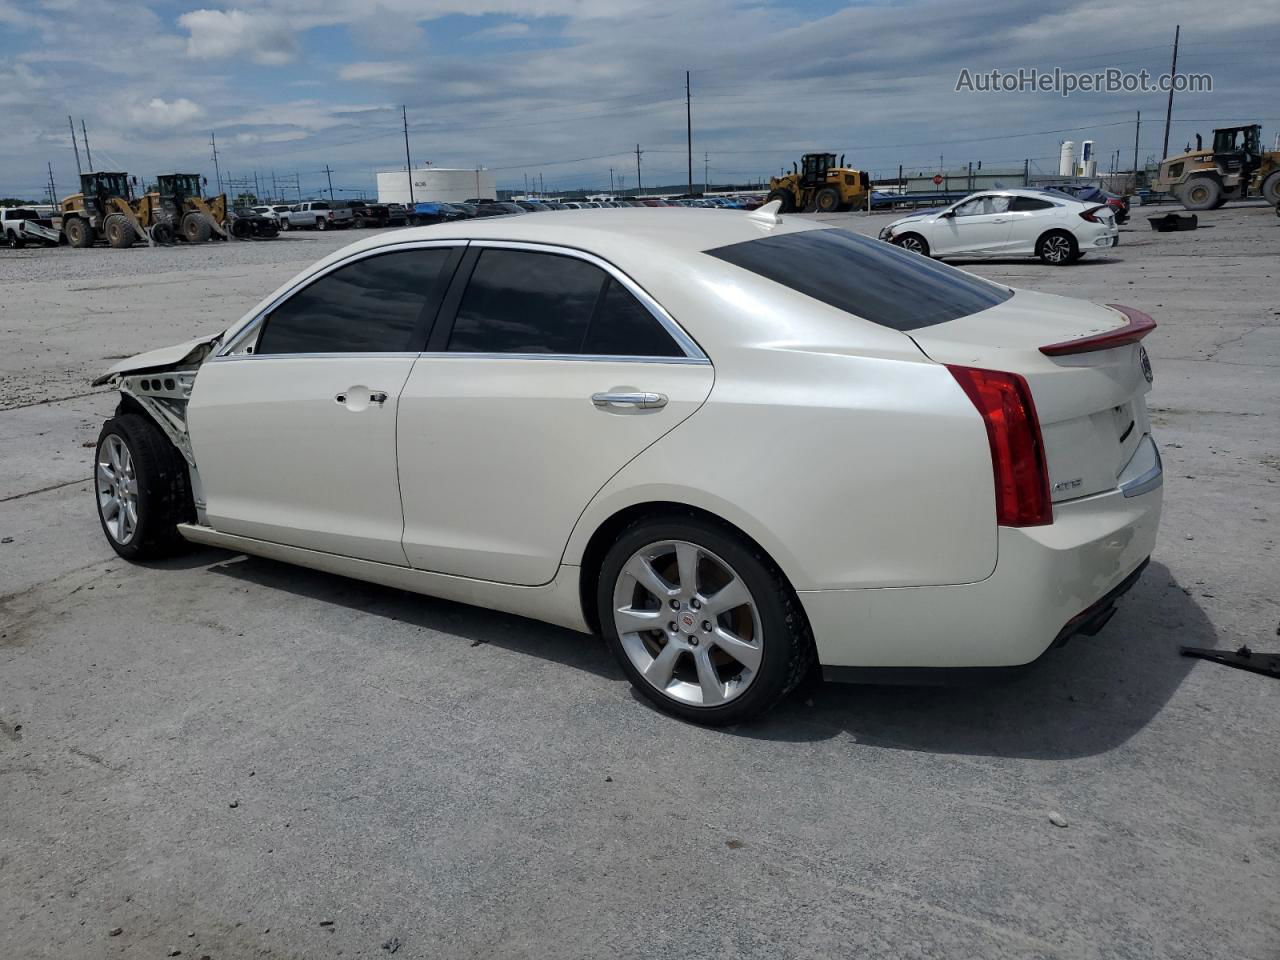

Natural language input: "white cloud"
[339,61,417,84]
[178,8,299,65]
[126,97,205,129]
[473,21,532,39]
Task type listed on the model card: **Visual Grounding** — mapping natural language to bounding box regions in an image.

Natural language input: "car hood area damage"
[90,334,221,387]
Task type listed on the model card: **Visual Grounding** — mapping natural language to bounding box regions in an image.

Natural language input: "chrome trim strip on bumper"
[1119,435,1163,499]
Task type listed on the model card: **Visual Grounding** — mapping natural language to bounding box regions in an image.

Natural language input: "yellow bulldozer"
[59,171,228,248]
[767,153,871,213]
[1155,124,1280,211]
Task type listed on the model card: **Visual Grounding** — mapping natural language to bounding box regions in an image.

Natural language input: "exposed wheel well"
[576,500,800,636]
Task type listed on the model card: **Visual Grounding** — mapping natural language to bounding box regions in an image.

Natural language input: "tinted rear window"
[705,228,1011,330]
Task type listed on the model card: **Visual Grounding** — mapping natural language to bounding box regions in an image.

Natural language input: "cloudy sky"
[1,0,1275,200]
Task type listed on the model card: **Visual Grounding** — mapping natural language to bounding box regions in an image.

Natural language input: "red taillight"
[947,365,1052,527]
[1039,304,1156,356]
[1079,205,1107,222]
[327,211,334,219]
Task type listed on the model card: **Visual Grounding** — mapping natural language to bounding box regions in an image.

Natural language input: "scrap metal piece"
[1180,644,1280,679]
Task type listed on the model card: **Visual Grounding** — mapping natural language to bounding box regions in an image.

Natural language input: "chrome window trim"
[465,239,707,361]
[213,239,468,360]
[416,353,709,365]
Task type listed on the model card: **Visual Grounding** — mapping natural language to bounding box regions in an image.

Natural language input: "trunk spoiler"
[1039,305,1156,356]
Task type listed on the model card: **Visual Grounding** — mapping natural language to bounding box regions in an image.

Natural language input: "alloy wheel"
[612,540,764,707]
[97,435,139,544]
[1043,235,1072,263]
[899,236,925,254]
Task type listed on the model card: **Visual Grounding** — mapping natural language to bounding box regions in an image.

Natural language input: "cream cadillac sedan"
[92,204,1162,724]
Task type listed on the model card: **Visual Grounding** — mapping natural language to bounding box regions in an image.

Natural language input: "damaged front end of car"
[91,334,220,524]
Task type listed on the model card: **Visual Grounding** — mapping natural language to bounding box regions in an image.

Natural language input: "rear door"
[189,243,462,563]
[397,242,714,585]
[908,288,1154,503]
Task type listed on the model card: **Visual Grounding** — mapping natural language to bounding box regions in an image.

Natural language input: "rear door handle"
[335,387,389,408]
[592,391,667,409]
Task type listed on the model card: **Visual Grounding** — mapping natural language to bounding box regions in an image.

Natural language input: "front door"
[397,243,714,586]
[936,194,1012,256]
[188,244,461,565]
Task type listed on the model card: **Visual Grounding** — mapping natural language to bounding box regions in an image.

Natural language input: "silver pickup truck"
[2,207,61,247]
[279,201,352,232]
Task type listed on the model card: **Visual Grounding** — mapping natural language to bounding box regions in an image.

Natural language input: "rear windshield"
[705,228,1012,330]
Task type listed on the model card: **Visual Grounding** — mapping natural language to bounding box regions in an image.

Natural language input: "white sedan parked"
[92,204,1161,724]
[878,188,1119,264]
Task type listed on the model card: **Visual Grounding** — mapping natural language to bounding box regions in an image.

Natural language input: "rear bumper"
[800,467,1162,673]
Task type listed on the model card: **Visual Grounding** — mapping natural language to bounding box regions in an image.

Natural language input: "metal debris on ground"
[1048,812,1068,828]
[1181,644,1280,679]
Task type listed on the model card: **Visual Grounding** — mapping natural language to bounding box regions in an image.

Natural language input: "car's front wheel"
[1037,230,1078,265]
[597,513,815,725]
[893,232,930,257]
[95,413,193,561]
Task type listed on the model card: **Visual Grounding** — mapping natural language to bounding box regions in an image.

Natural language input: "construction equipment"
[766,153,871,213]
[153,173,228,243]
[1155,124,1280,211]
[59,171,151,249]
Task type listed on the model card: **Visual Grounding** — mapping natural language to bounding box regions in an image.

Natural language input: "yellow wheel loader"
[153,173,229,243]
[767,153,871,213]
[1155,125,1280,211]
[59,172,153,249]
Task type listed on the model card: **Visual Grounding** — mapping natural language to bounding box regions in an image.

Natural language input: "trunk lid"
[910,288,1153,502]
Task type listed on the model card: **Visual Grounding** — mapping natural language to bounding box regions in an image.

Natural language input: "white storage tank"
[1079,140,1096,178]
[376,167,496,204]
[1059,141,1075,177]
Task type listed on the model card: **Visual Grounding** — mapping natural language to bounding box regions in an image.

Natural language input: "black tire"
[766,189,795,213]
[814,186,841,213]
[94,413,193,561]
[893,232,930,257]
[596,512,816,725]
[315,217,328,231]
[352,216,367,230]
[6,230,24,249]
[1037,230,1078,265]
[1261,172,1280,207]
[181,212,213,243]
[105,215,135,249]
[278,218,290,231]
[1179,176,1221,211]
[151,220,176,245]
[65,217,94,248]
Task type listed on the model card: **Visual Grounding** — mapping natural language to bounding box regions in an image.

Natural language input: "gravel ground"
[1,208,1278,960]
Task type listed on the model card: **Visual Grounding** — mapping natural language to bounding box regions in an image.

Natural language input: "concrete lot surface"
[2,206,1278,959]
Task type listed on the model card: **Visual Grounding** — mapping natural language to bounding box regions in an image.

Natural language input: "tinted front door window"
[257,249,453,354]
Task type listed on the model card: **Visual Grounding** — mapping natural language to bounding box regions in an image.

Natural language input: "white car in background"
[89,206,1161,724]
[879,188,1119,265]
[252,205,292,223]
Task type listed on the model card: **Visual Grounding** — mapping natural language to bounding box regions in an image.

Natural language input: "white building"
[376,167,496,205]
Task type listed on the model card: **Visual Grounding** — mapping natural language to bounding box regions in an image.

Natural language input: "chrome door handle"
[591,391,667,409]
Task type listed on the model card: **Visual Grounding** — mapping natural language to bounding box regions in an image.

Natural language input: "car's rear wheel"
[316,217,328,231]
[1037,230,1078,265]
[597,514,814,725]
[278,218,290,231]
[893,232,930,256]
[95,413,192,561]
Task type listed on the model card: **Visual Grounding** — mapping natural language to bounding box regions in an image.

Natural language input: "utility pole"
[609,168,614,194]
[295,172,302,203]
[271,169,278,201]
[634,144,643,195]
[704,152,709,192]
[210,132,222,195]
[47,162,57,206]
[524,172,528,196]
[324,165,335,202]
[1133,110,1142,183]
[68,115,82,176]
[402,105,415,205]
[254,171,261,201]
[685,70,693,197]
[81,119,93,172]
[1162,25,1179,162]
[540,172,545,195]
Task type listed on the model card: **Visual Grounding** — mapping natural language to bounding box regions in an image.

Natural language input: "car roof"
[327,207,829,264]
